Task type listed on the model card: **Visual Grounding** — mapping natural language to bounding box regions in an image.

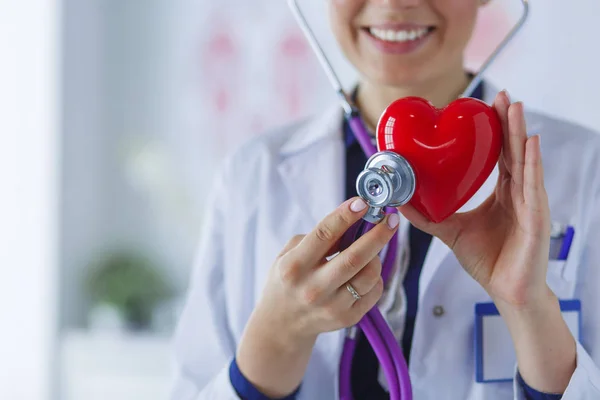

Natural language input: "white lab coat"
[170,83,600,400]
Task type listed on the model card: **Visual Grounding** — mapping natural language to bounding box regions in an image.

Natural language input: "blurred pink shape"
[465,6,512,66]
[201,17,239,116]
[274,30,313,119]
[200,15,241,151]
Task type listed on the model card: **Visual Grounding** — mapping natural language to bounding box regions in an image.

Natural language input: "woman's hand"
[236,197,399,398]
[398,90,576,393]
[399,90,549,307]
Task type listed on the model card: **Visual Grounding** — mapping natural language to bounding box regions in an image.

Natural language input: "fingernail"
[350,198,367,212]
[502,89,511,103]
[387,213,400,230]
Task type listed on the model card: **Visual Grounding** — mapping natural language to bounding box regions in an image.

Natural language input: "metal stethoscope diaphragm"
[356,152,416,223]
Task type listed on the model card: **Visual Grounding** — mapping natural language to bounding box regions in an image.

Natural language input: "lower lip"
[363,29,433,55]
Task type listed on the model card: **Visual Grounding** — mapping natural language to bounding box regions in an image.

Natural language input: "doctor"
[171,0,600,399]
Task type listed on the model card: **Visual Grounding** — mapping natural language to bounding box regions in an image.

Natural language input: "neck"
[355,67,471,133]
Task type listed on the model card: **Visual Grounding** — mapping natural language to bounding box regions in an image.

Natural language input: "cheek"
[330,0,363,18]
[328,1,363,49]
[437,0,480,48]
[329,0,363,27]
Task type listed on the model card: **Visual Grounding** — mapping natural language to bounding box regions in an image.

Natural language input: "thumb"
[396,203,461,247]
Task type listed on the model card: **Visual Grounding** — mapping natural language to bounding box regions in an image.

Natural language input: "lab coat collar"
[277,103,346,226]
[279,103,345,156]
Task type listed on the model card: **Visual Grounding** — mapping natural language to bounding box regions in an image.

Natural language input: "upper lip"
[363,23,433,30]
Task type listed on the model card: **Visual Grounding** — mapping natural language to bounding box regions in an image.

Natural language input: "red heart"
[376,97,503,223]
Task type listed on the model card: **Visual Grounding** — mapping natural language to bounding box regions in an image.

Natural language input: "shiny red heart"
[376,97,503,223]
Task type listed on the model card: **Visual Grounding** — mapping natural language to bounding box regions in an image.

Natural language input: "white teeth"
[395,31,408,41]
[369,27,429,43]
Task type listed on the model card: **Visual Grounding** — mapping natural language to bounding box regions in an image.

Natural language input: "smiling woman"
[171,1,600,399]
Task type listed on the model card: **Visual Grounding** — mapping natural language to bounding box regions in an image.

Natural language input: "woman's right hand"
[235,197,399,398]
[262,196,399,338]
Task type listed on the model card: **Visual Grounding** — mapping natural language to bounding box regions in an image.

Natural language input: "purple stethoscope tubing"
[338,115,411,400]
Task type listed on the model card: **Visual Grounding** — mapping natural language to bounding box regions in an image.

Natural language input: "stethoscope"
[287,1,530,399]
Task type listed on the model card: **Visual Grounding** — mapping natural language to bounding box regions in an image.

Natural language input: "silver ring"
[346,283,361,301]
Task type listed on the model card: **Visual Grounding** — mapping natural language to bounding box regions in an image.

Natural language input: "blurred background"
[2,1,599,399]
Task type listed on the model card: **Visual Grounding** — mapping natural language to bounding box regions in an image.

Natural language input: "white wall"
[0,1,60,399]
[60,0,108,332]
[482,0,600,133]
[59,0,186,331]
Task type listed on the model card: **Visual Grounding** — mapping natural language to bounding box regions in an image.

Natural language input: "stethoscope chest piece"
[356,151,416,223]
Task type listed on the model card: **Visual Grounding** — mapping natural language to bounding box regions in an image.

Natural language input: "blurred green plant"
[85,250,174,330]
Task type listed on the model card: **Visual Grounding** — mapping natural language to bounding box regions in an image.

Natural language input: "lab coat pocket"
[546,222,578,298]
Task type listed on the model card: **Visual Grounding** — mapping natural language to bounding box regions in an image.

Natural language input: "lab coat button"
[432,305,445,317]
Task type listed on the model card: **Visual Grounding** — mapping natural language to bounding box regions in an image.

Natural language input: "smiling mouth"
[360,25,436,54]
[364,26,436,43]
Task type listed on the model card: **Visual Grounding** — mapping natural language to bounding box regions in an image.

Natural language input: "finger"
[322,277,384,329]
[294,197,369,267]
[350,277,384,316]
[523,135,548,214]
[322,213,399,288]
[327,258,382,312]
[507,102,528,202]
[396,203,461,248]
[344,257,382,299]
[492,90,512,177]
[397,203,432,232]
[497,149,510,180]
[277,234,305,258]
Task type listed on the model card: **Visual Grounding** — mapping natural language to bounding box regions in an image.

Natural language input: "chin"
[363,64,432,90]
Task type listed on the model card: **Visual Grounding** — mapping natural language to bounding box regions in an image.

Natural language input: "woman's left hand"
[398,90,577,393]
[398,90,550,308]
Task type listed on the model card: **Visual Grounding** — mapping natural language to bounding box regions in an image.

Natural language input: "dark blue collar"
[344,80,485,148]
